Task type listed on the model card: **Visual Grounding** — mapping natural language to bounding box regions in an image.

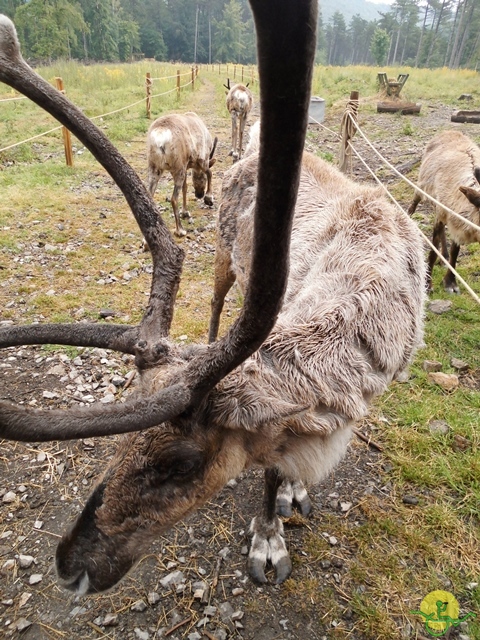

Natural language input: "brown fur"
[55,149,426,594]
[408,129,480,292]
[147,111,217,237]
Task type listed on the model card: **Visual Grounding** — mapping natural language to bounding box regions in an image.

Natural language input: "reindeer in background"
[0,0,425,593]
[224,78,253,162]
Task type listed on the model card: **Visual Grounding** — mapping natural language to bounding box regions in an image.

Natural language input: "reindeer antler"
[0,0,317,441]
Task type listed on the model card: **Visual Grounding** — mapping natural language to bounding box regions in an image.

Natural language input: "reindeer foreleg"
[248,468,292,584]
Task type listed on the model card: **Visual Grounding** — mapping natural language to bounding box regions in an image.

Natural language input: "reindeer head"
[192,136,218,202]
[459,167,480,209]
[0,0,317,593]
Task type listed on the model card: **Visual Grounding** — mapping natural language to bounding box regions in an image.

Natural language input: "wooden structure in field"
[451,110,480,124]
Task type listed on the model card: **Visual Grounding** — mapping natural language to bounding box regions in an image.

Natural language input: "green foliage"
[370,27,390,66]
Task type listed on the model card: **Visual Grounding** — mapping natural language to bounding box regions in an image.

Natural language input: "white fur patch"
[150,128,172,150]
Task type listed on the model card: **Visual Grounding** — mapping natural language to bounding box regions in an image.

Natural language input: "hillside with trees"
[0,0,478,69]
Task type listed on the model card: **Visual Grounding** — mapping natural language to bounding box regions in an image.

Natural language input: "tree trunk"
[415,3,430,67]
[449,0,468,67]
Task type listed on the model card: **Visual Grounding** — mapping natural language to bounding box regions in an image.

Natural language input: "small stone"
[213,629,228,640]
[226,478,238,488]
[147,592,160,605]
[42,390,58,399]
[18,593,32,608]
[240,545,249,555]
[218,546,230,559]
[196,617,210,628]
[402,495,419,505]
[328,536,338,546]
[33,520,43,530]
[450,357,468,372]
[466,582,478,590]
[36,452,46,463]
[18,555,35,569]
[428,372,459,392]
[103,613,119,627]
[131,600,147,612]
[232,610,244,621]
[340,502,352,512]
[193,589,205,600]
[160,570,185,588]
[188,633,202,640]
[423,360,442,372]
[2,491,16,503]
[134,628,150,640]
[18,485,27,493]
[219,601,234,622]
[452,434,471,452]
[15,618,32,632]
[232,588,244,596]
[204,606,217,617]
[429,420,450,435]
[428,299,452,314]
[99,309,116,319]
[29,574,43,585]
[320,560,331,570]
[3,559,15,570]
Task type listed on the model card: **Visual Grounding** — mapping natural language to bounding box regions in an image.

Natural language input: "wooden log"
[377,101,421,115]
[451,110,480,124]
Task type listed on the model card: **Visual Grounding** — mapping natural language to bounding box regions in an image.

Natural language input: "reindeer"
[147,112,217,238]
[224,79,253,162]
[408,129,480,293]
[0,2,425,595]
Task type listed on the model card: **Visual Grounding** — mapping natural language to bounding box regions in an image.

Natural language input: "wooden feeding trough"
[451,110,480,124]
[377,72,420,115]
[378,72,409,98]
[377,101,421,115]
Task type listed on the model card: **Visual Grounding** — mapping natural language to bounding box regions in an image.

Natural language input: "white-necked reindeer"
[0,1,424,595]
[147,112,217,238]
[225,78,253,162]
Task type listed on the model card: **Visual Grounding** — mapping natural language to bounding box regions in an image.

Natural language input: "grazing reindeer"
[0,1,424,595]
[224,79,253,162]
[147,112,217,237]
[408,129,480,293]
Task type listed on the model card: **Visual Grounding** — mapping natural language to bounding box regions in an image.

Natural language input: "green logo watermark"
[411,590,476,637]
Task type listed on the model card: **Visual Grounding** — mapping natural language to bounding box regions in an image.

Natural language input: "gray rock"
[103,613,119,626]
[3,491,16,503]
[134,628,150,640]
[131,599,148,613]
[160,570,185,588]
[429,420,450,435]
[18,555,35,569]
[402,495,419,505]
[15,618,32,632]
[29,573,43,585]
[147,592,160,605]
[423,360,442,372]
[428,299,452,314]
[219,601,234,622]
[451,357,468,372]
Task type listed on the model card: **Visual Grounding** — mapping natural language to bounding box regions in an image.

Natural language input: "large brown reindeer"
[0,2,318,592]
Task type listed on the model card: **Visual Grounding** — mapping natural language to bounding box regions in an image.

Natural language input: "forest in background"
[0,0,478,70]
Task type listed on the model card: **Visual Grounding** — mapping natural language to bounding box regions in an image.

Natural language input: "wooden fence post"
[251,67,254,85]
[191,66,195,90]
[177,70,180,100]
[145,72,152,119]
[241,66,244,83]
[339,90,359,174]
[54,77,73,167]
[233,65,236,79]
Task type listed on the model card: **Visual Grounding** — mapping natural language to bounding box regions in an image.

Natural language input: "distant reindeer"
[0,1,424,595]
[224,78,253,162]
[147,112,217,237]
[408,129,480,293]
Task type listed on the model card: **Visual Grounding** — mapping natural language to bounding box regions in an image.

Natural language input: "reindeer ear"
[209,157,217,168]
[474,167,480,185]
[459,185,480,208]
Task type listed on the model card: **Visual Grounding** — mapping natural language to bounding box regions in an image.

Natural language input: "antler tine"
[0,15,183,348]
[0,324,138,354]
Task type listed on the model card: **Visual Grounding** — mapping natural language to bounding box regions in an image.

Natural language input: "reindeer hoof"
[444,282,459,294]
[203,195,213,207]
[174,228,187,237]
[247,516,292,584]
[276,480,312,518]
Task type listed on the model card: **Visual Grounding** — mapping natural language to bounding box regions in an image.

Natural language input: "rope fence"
[0,66,197,160]
[333,96,480,305]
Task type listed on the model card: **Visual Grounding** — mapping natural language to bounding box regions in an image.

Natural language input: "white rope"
[0,95,28,102]
[348,111,480,235]
[149,71,192,81]
[348,140,480,305]
[308,115,340,139]
[0,125,62,153]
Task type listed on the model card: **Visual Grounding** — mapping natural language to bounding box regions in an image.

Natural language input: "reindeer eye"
[172,459,197,476]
